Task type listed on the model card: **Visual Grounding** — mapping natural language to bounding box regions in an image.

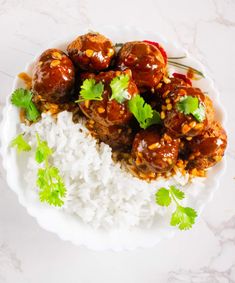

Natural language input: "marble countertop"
[0,0,235,282]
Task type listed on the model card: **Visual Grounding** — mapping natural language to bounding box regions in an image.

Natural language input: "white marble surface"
[0,0,235,282]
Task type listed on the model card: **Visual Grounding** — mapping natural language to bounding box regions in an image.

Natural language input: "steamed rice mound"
[22,111,189,229]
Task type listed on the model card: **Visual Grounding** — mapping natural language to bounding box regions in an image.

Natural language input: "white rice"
[21,111,191,229]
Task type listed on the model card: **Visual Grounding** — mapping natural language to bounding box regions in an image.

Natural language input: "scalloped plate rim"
[0,25,227,251]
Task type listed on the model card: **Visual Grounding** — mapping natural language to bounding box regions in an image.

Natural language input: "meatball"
[67,32,115,71]
[187,121,227,170]
[79,70,138,127]
[131,128,180,176]
[117,41,166,90]
[142,77,191,112]
[32,49,75,104]
[162,86,214,137]
[157,77,191,98]
[90,121,135,150]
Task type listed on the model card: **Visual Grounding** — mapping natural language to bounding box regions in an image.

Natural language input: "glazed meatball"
[67,32,115,71]
[90,122,135,150]
[142,76,191,112]
[162,86,214,137]
[157,76,191,97]
[132,129,180,176]
[79,70,138,127]
[32,49,75,104]
[187,121,227,170]
[117,41,166,90]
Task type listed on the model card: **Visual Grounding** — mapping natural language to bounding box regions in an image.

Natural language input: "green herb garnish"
[128,95,161,129]
[155,185,197,230]
[10,132,67,207]
[192,104,206,122]
[176,96,206,122]
[37,166,66,207]
[77,79,104,102]
[110,74,130,103]
[35,133,53,163]
[177,96,198,114]
[11,88,40,122]
[10,134,31,153]
[35,134,66,207]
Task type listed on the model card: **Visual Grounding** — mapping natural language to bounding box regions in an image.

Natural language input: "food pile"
[9,32,227,230]
[17,32,225,180]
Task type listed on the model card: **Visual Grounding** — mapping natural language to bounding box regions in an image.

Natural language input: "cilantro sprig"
[77,79,104,102]
[110,74,130,103]
[176,96,205,122]
[35,134,66,207]
[35,133,53,163]
[11,88,40,122]
[10,134,31,153]
[128,95,161,129]
[10,132,66,207]
[155,185,197,230]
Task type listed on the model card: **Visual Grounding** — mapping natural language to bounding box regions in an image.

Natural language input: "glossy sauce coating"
[187,121,227,169]
[67,32,115,71]
[90,121,135,150]
[132,128,180,175]
[157,77,191,97]
[79,70,138,127]
[32,49,75,103]
[28,33,227,179]
[143,77,191,112]
[162,86,214,137]
[117,41,166,90]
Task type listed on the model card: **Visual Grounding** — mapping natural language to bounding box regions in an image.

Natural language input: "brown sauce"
[17,35,227,181]
[18,72,32,89]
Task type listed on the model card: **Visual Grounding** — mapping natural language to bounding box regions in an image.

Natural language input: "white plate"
[0,26,227,251]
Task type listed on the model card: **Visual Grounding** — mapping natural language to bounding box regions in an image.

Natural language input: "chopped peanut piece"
[52,51,62,60]
[97,107,105,113]
[161,111,166,119]
[148,143,160,150]
[182,124,191,134]
[50,60,61,68]
[107,48,114,57]
[166,103,172,110]
[84,100,90,108]
[85,49,94,57]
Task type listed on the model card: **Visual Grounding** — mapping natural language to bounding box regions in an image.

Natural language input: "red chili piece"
[172,73,192,86]
[143,40,167,63]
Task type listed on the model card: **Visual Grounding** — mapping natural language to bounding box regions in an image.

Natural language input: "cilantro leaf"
[26,102,40,122]
[11,88,40,122]
[155,187,171,207]
[176,95,206,122]
[37,166,66,207]
[155,185,197,231]
[177,96,198,114]
[128,95,161,129]
[10,134,31,153]
[10,131,67,207]
[35,133,66,207]
[110,74,130,103]
[35,133,53,163]
[145,110,161,128]
[77,79,104,102]
[170,185,185,200]
[192,103,206,122]
[11,88,32,107]
[170,206,197,230]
